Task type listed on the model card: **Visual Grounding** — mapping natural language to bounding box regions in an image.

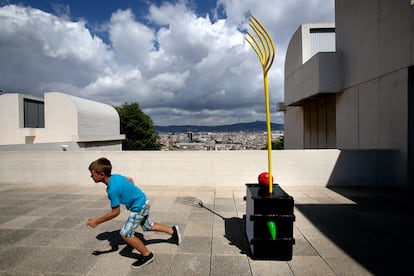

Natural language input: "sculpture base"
[245,184,295,260]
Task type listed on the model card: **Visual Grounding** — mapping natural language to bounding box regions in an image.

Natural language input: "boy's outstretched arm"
[87,206,120,228]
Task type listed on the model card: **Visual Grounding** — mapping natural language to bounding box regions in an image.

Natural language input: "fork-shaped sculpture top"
[245,15,276,76]
[245,15,276,194]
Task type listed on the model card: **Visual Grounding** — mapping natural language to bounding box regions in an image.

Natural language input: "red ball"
[258,172,273,186]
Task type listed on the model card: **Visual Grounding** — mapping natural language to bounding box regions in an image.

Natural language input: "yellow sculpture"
[245,15,276,194]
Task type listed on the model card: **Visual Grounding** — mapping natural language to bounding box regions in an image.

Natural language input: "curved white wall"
[0,92,124,145]
[42,92,123,142]
[68,94,121,141]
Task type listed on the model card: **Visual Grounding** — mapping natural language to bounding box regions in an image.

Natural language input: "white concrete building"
[0,92,125,150]
[283,0,414,186]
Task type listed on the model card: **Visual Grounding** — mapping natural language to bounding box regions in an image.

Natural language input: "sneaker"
[131,253,154,269]
[171,225,181,245]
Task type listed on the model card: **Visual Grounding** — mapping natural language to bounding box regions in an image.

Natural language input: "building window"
[24,99,44,128]
[309,28,336,57]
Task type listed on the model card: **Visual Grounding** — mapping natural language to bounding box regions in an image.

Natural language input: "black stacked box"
[245,183,295,260]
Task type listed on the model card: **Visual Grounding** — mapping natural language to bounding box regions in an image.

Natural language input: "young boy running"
[87,157,181,269]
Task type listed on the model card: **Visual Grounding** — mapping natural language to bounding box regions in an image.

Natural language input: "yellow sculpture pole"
[245,15,276,194]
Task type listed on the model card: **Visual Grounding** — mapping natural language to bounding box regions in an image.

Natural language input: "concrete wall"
[285,23,335,79]
[39,92,124,143]
[285,26,303,78]
[335,68,409,185]
[35,92,78,143]
[336,0,412,89]
[284,24,339,149]
[303,95,336,149]
[412,2,414,64]
[285,52,341,106]
[0,150,404,187]
[330,0,412,153]
[0,141,122,151]
[336,68,408,152]
[0,93,42,145]
[67,94,122,141]
[284,106,304,149]
[283,0,413,186]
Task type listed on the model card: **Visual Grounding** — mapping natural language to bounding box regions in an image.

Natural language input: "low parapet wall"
[0,149,404,187]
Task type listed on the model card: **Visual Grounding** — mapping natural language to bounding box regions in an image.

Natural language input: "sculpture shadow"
[179,196,250,256]
[223,216,250,256]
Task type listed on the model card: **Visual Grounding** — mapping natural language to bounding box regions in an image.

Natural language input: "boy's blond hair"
[89,158,112,176]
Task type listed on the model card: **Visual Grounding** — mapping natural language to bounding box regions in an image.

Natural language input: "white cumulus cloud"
[0,1,334,125]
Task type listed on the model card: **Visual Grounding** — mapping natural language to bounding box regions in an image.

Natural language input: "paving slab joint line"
[297,227,337,275]
[165,250,175,275]
[209,188,217,276]
[84,251,103,275]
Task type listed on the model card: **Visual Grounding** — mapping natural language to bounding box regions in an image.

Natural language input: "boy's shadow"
[92,230,175,259]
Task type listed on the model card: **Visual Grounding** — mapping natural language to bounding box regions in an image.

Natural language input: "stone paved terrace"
[0,183,413,275]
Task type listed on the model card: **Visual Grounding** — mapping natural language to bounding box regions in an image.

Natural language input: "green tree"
[272,136,284,150]
[262,136,284,150]
[115,103,161,150]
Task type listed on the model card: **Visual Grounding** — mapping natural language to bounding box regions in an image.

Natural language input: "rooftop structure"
[0,92,125,151]
[283,0,414,187]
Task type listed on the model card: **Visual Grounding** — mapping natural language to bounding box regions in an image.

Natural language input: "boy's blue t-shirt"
[106,174,147,212]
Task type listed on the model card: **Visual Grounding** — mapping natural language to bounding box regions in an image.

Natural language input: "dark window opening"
[310,28,335,33]
[24,99,44,128]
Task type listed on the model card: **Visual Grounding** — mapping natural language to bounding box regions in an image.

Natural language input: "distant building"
[282,0,414,186]
[0,92,125,151]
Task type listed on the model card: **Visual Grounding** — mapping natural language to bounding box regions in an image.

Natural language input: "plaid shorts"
[120,200,153,238]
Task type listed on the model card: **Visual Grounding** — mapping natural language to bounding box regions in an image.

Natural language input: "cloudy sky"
[0,0,334,126]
